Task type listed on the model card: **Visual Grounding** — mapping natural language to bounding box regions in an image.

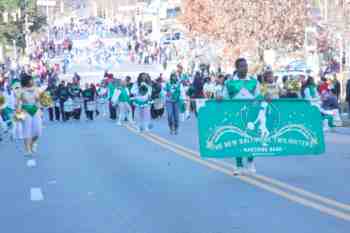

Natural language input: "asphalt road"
[1,114,350,233]
[2,53,350,232]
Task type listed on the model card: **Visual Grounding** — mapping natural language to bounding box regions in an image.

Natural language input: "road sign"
[197,99,325,158]
[37,0,56,7]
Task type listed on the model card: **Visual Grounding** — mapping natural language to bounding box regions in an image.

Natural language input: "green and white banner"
[197,99,325,158]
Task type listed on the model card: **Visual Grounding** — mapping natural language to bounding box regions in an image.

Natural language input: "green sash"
[166,82,181,102]
[22,104,38,117]
[226,79,258,99]
[108,83,116,100]
[118,88,130,103]
[179,100,186,113]
[180,73,189,82]
[134,98,149,107]
[83,90,93,98]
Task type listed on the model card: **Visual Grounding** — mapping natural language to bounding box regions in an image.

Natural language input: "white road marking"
[30,188,44,201]
[126,125,350,221]
[26,159,36,168]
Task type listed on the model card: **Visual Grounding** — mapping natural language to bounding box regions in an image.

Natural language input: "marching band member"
[302,76,321,104]
[151,77,164,120]
[57,81,69,122]
[117,80,132,125]
[97,82,108,117]
[214,74,226,99]
[280,76,300,99]
[70,82,82,120]
[179,81,187,122]
[107,78,117,121]
[203,74,216,99]
[63,96,74,121]
[0,90,10,141]
[132,82,152,132]
[46,83,60,121]
[179,72,191,121]
[125,76,135,121]
[165,73,182,135]
[302,76,335,131]
[260,68,281,100]
[16,74,43,156]
[82,83,95,121]
[0,81,16,139]
[221,58,261,175]
[10,80,23,140]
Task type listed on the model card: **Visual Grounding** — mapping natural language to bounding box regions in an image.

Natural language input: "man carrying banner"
[219,58,261,175]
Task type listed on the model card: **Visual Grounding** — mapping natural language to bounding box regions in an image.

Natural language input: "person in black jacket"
[46,83,60,121]
[57,81,69,122]
[82,83,95,121]
[332,74,341,100]
[190,71,204,116]
[151,79,163,119]
[70,83,82,120]
[125,76,135,120]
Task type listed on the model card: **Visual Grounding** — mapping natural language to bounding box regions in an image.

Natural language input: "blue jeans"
[166,101,179,130]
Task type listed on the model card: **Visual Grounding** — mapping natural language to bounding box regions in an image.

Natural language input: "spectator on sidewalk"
[57,81,69,122]
[331,74,341,101]
[322,89,339,111]
[318,76,329,95]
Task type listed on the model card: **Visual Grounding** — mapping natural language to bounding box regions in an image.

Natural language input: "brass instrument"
[14,109,26,122]
[39,91,53,108]
[285,79,301,93]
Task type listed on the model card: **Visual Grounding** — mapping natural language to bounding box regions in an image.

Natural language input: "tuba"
[14,109,26,122]
[286,79,301,93]
[39,91,53,108]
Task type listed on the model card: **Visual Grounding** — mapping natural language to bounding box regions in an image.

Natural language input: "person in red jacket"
[318,77,329,95]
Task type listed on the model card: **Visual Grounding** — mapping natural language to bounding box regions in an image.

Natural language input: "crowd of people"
[1,56,350,174]
[47,18,181,73]
[40,67,189,134]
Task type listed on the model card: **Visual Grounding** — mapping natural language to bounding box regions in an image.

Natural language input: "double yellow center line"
[125,125,350,222]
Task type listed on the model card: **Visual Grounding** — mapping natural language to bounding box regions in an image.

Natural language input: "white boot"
[233,167,244,176]
[144,125,150,132]
[247,161,256,174]
[32,142,38,153]
[323,119,330,132]
[185,111,191,120]
[180,113,185,122]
